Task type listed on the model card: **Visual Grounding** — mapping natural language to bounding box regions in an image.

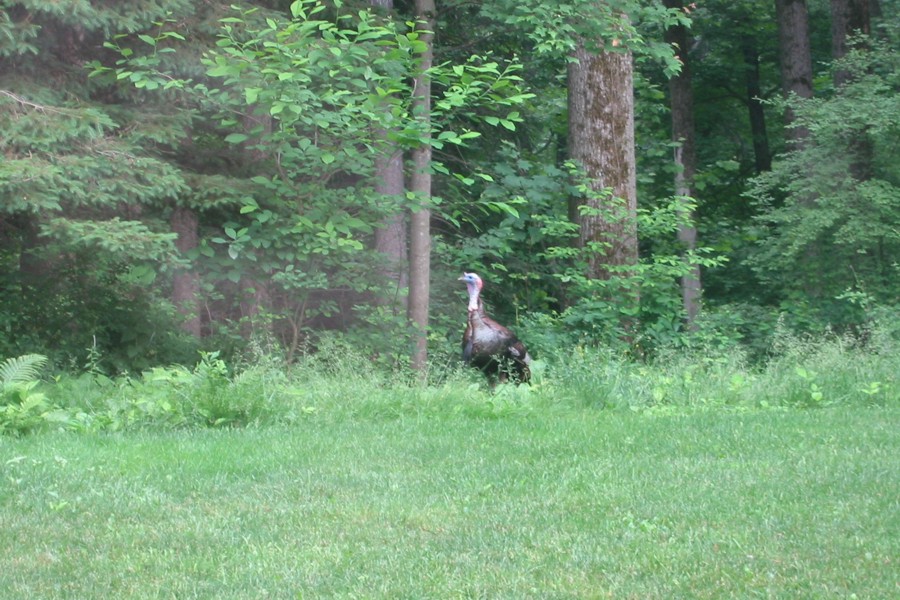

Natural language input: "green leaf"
[224,133,248,144]
[0,354,47,387]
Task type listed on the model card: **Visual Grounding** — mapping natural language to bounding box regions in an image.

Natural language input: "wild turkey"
[458,272,531,383]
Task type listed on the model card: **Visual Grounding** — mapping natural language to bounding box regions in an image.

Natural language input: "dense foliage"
[1,0,898,372]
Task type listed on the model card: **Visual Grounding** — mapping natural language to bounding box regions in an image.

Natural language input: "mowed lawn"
[1,406,897,599]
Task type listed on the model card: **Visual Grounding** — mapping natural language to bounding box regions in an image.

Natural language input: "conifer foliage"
[1,0,207,367]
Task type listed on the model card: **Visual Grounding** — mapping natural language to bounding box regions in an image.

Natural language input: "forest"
[1,3,898,596]
[1,0,898,374]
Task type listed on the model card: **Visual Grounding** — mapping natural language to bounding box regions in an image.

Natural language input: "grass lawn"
[1,405,897,599]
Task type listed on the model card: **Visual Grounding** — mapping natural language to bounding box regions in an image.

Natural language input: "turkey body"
[459,273,531,384]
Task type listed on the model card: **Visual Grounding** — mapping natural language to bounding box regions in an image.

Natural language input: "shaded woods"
[0,0,897,372]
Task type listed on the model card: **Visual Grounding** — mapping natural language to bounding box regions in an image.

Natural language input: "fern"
[0,354,54,435]
[0,354,48,388]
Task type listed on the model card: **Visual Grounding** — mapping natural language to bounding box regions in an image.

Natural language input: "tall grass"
[0,323,895,436]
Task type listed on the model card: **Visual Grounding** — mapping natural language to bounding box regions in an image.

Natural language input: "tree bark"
[373,133,408,311]
[371,0,408,311]
[831,0,873,180]
[742,36,771,173]
[664,0,702,329]
[776,0,814,145]
[407,0,435,373]
[567,41,638,281]
[831,0,870,75]
[170,206,201,338]
[239,277,270,339]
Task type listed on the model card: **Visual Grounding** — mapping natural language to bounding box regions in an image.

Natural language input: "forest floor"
[1,404,897,599]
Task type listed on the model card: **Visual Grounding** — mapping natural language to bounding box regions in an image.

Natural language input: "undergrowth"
[1,325,897,435]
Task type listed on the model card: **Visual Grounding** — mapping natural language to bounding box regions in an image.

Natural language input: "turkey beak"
[458,274,466,281]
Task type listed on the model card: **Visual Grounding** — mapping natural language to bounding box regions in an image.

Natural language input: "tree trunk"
[831,0,870,81]
[567,42,638,281]
[831,0,873,180]
[373,138,408,309]
[239,277,270,339]
[170,206,201,338]
[371,0,408,311]
[407,0,435,373]
[742,36,771,173]
[16,214,48,287]
[774,0,820,281]
[776,0,814,145]
[664,0,702,329]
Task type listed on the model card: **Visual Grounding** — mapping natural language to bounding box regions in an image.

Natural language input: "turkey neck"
[468,299,488,327]
[466,280,483,313]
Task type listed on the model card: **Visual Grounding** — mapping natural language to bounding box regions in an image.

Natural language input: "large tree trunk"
[170,206,201,338]
[774,0,819,284]
[567,42,638,282]
[373,135,408,309]
[371,0,408,311]
[407,0,435,373]
[776,0,814,145]
[742,36,771,173]
[665,0,702,329]
[831,0,873,180]
[831,0,870,81]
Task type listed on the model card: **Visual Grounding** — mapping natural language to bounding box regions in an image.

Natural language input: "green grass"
[2,405,897,599]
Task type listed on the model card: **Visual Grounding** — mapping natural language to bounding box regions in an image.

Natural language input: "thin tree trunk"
[665,0,702,328]
[408,0,435,373]
[239,277,270,339]
[567,42,638,281]
[16,214,48,287]
[742,36,771,173]
[776,0,814,145]
[171,206,201,338]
